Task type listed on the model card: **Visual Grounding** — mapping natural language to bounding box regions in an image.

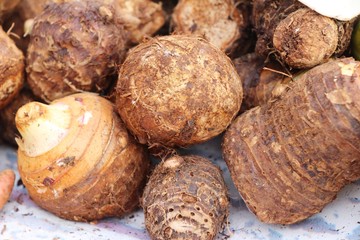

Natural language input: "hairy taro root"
[252,0,354,69]
[222,58,360,224]
[0,26,24,110]
[116,35,243,151]
[0,169,15,211]
[172,0,247,52]
[26,0,129,102]
[15,92,149,221]
[116,0,166,43]
[141,155,229,240]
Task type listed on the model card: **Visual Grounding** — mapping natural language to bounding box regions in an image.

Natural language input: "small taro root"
[0,88,37,146]
[141,155,229,240]
[15,92,149,221]
[252,0,354,69]
[0,169,15,211]
[232,53,294,111]
[116,35,243,150]
[116,0,166,43]
[0,26,24,110]
[26,0,129,102]
[172,0,247,52]
[222,58,360,224]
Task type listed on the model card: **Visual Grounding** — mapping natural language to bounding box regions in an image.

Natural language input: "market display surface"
[0,0,360,239]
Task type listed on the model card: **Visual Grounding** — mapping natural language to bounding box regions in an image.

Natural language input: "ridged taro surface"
[223,58,360,224]
[141,155,229,240]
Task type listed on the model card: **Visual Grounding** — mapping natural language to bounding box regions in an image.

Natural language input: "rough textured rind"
[116,0,166,43]
[273,8,338,69]
[26,0,129,102]
[222,58,360,224]
[0,26,24,110]
[252,0,354,69]
[141,155,229,240]
[16,93,149,221]
[172,0,246,52]
[116,35,243,150]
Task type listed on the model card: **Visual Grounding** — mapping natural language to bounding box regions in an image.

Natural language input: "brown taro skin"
[26,0,129,102]
[273,8,339,69]
[222,58,360,224]
[252,0,354,69]
[116,0,166,44]
[0,26,24,110]
[172,0,247,52]
[141,155,229,240]
[116,35,243,149]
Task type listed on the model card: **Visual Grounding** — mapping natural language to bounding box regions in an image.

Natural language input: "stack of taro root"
[0,0,359,239]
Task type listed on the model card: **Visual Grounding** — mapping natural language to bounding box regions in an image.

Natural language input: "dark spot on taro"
[43,177,55,186]
[75,97,83,102]
[189,23,197,32]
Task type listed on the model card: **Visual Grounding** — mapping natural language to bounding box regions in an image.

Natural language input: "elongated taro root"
[26,0,129,102]
[0,26,24,110]
[0,169,15,211]
[141,155,229,240]
[116,35,243,151]
[253,0,354,69]
[15,92,149,221]
[172,0,248,52]
[222,58,360,224]
[116,0,166,43]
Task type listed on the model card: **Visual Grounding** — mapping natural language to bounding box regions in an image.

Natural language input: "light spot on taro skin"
[271,142,282,153]
[338,61,357,76]
[325,89,352,104]
[77,111,93,125]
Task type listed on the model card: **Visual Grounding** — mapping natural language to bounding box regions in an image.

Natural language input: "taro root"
[0,26,24,110]
[116,35,243,151]
[233,53,294,111]
[0,169,15,211]
[15,92,149,221]
[252,0,354,69]
[0,88,37,146]
[26,0,129,102]
[172,0,247,52]
[222,58,360,224]
[141,155,229,240]
[116,0,166,43]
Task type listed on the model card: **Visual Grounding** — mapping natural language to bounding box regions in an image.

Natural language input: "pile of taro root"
[0,0,359,239]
